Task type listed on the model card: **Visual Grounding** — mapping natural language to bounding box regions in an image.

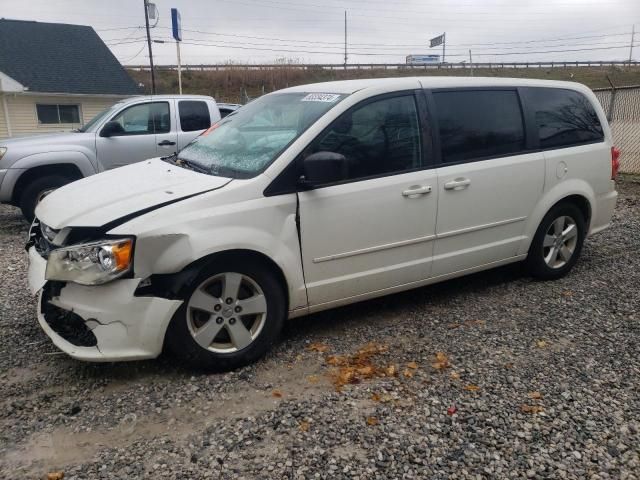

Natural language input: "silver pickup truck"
[0,94,221,220]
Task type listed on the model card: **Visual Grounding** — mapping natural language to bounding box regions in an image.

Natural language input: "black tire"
[165,258,286,371]
[526,202,586,280]
[19,175,71,222]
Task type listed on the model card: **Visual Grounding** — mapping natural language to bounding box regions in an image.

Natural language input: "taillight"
[611,146,621,179]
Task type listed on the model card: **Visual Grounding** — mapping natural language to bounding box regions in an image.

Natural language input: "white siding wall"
[1,94,129,138]
[0,96,8,138]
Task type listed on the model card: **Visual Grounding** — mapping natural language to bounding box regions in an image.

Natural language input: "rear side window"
[526,88,603,148]
[179,100,211,132]
[433,90,525,163]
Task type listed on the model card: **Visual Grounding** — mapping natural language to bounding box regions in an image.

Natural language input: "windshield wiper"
[163,154,211,174]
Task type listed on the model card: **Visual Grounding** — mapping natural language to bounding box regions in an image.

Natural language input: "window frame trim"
[264,89,435,196]
[101,101,171,137]
[35,103,82,125]
[425,86,533,168]
[177,99,212,133]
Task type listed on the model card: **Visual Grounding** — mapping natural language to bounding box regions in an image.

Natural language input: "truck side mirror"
[100,121,124,138]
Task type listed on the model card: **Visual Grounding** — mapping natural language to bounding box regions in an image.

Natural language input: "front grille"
[41,282,97,347]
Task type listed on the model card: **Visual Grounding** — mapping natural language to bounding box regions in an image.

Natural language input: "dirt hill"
[128,65,640,103]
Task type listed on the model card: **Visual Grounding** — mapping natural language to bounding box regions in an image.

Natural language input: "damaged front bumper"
[28,246,182,362]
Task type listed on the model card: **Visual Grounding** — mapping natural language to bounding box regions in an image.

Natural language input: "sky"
[1,0,639,65]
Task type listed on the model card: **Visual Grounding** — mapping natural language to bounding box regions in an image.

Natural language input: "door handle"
[444,178,471,191]
[158,140,176,146]
[402,185,432,197]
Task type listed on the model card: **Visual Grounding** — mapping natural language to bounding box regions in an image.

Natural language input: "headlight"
[45,238,134,285]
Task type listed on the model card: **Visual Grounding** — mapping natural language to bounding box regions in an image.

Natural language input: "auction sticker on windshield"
[301,93,341,103]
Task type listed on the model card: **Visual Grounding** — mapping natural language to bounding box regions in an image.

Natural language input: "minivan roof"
[280,77,591,95]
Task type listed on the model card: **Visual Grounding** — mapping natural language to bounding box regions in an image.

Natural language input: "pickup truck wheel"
[19,175,70,222]
[526,203,586,280]
[165,259,286,371]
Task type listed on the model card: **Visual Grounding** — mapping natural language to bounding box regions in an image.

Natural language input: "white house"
[0,18,139,138]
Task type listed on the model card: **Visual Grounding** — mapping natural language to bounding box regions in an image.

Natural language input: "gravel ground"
[1,179,639,479]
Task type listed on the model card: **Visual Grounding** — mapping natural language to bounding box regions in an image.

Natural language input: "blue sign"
[171,8,182,41]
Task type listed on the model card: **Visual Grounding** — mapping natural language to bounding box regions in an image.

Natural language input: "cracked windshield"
[177,92,346,178]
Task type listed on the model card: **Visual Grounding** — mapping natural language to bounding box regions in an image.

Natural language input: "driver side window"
[308,94,422,181]
[109,102,170,135]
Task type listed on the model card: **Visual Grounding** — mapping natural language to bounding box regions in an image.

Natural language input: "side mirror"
[301,151,348,187]
[100,121,124,138]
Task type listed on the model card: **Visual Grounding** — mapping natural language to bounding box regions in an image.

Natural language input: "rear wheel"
[526,203,586,280]
[19,175,71,222]
[165,259,286,371]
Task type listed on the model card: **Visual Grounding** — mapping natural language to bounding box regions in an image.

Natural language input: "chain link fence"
[593,85,640,174]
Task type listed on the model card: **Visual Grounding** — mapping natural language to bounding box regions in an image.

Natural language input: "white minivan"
[26,77,618,370]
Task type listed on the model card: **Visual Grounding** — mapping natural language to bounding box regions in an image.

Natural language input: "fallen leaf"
[465,319,486,326]
[448,323,461,329]
[326,355,347,366]
[450,371,461,380]
[504,363,514,369]
[432,351,450,370]
[307,342,329,353]
[356,365,375,376]
[299,421,310,432]
[406,361,419,369]
[307,375,320,384]
[447,405,458,416]
[528,391,543,400]
[561,290,573,297]
[371,393,381,402]
[47,473,64,480]
[536,340,548,349]
[366,416,379,426]
[520,404,544,414]
[402,368,414,378]
[324,343,390,390]
[295,354,303,362]
[385,364,397,376]
[272,390,283,398]
[464,384,481,392]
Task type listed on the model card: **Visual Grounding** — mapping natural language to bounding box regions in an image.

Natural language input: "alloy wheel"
[543,215,578,269]
[186,272,267,353]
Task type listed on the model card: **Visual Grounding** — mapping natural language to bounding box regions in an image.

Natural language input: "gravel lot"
[1,179,639,480]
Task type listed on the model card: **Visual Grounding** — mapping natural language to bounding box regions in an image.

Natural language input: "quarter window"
[36,104,80,124]
[179,100,211,132]
[109,102,170,135]
[308,95,422,181]
[526,88,604,148]
[433,90,525,163]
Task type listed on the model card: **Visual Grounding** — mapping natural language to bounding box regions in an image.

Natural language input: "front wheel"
[165,260,286,371]
[526,203,586,280]
[19,175,71,222]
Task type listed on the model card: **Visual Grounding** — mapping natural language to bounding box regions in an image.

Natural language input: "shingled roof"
[0,18,139,95]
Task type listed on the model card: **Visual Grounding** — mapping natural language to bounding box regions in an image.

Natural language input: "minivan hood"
[36,158,232,229]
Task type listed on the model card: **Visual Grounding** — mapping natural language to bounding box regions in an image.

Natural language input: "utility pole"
[344,10,348,70]
[176,41,182,94]
[143,0,156,94]
[442,32,446,64]
[630,24,636,63]
[469,49,473,76]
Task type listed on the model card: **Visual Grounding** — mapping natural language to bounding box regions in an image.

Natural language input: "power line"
[120,44,147,63]
[210,0,637,24]
[151,25,633,50]
[174,39,639,58]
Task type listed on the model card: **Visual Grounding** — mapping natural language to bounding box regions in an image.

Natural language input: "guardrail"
[128,61,640,71]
